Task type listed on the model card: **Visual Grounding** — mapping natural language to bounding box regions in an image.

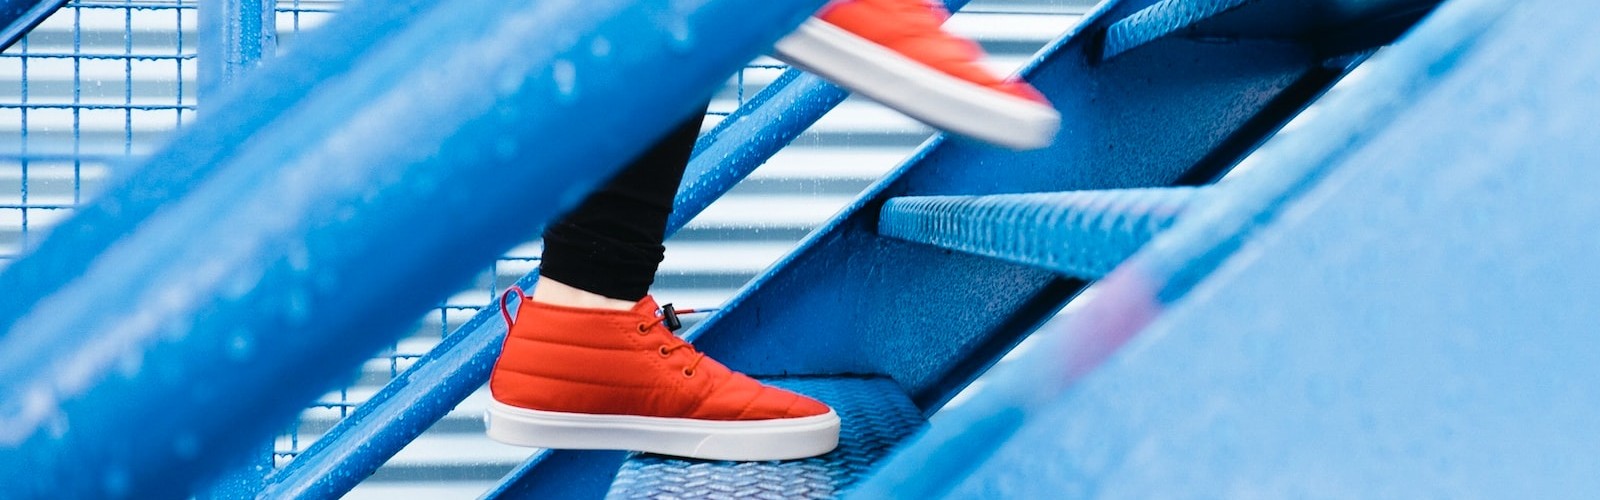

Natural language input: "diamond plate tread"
[1103,0,1437,59]
[605,376,922,500]
[878,189,1199,280]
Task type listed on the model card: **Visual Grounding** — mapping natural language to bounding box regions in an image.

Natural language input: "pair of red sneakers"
[486,0,1059,461]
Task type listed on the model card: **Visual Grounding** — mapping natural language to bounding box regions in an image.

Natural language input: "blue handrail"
[262,1,974,495]
[0,0,66,51]
[0,0,827,497]
[258,69,849,500]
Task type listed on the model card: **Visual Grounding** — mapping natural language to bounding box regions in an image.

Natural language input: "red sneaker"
[774,0,1060,150]
[485,288,840,461]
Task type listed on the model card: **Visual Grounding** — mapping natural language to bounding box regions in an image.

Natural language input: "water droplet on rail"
[552,59,577,103]
[227,329,254,360]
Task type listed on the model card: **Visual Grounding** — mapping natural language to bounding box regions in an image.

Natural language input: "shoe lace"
[637,304,718,376]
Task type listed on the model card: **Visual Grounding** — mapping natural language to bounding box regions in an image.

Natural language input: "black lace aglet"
[660,303,683,332]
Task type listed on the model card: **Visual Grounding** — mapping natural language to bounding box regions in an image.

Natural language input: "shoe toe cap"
[787,392,832,418]
[737,385,834,420]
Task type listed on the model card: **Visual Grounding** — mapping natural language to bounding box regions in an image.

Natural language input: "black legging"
[538,103,708,301]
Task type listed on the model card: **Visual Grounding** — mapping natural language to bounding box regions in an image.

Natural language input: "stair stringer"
[687,0,1326,413]
[941,0,1600,495]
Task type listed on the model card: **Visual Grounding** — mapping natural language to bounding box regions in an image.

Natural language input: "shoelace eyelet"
[635,323,649,335]
[682,368,696,378]
[658,345,671,358]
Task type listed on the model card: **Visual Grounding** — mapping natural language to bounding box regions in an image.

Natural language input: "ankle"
[531,278,638,311]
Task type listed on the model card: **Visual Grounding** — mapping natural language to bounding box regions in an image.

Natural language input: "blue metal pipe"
[268,0,1004,494]
[198,0,278,99]
[265,0,979,494]
[669,70,848,231]
[195,0,280,495]
[0,0,826,497]
[0,0,66,52]
[258,70,847,499]
[0,0,446,339]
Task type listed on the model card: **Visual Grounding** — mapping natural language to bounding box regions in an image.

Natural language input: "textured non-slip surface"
[1103,0,1437,59]
[606,377,922,499]
[878,188,1199,280]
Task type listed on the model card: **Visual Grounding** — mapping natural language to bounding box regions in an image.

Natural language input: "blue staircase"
[495,0,1441,496]
[856,0,1600,496]
[6,0,1600,497]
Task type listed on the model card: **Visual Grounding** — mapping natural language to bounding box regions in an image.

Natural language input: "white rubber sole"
[484,401,841,461]
[773,18,1061,150]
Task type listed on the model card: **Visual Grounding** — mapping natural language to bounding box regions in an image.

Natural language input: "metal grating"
[607,377,924,499]
[272,0,333,50]
[0,0,1091,495]
[253,3,810,480]
[0,0,195,266]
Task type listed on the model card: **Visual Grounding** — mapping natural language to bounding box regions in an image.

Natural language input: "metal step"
[1103,0,1440,60]
[878,188,1201,280]
[476,0,1363,493]
[867,1,1598,495]
[567,0,1398,496]
[606,377,922,500]
[0,0,1094,497]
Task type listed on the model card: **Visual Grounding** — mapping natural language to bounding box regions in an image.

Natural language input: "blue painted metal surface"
[0,0,65,51]
[198,0,278,98]
[684,0,1325,415]
[937,0,1600,495]
[259,65,850,500]
[878,188,1200,280]
[586,0,1394,492]
[531,0,1365,492]
[0,0,441,335]
[272,1,977,495]
[201,443,276,500]
[258,273,543,500]
[669,70,848,232]
[195,1,279,495]
[487,450,632,499]
[853,0,1593,495]
[1103,0,1439,60]
[0,0,828,497]
[607,377,921,499]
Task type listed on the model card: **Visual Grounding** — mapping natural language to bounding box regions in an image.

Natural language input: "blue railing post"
[0,0,827,497]
[198,0,277,98]
[196,1,280,496]
[264,1,980,494]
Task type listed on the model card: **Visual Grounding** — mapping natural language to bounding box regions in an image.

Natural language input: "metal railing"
[0,0,838,496]
[1,0,194,265]
[0,0,1091,496]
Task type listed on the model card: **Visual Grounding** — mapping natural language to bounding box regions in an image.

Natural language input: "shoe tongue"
[632,295,661,316]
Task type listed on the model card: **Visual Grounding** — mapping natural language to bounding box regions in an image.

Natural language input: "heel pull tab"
[500,286,526,328]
